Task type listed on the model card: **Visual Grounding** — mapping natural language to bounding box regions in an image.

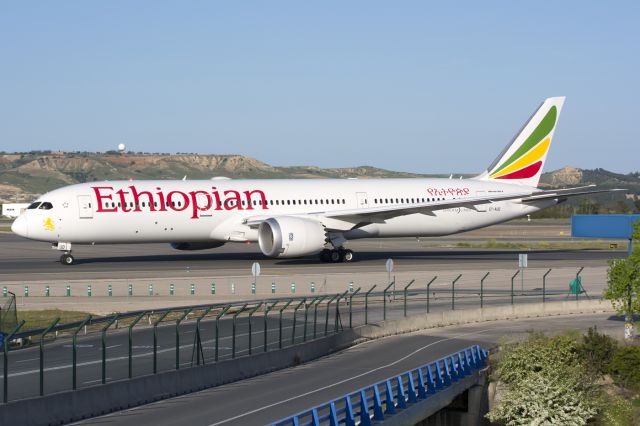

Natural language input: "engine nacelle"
[258,217,326,258]
[170,241,225,251]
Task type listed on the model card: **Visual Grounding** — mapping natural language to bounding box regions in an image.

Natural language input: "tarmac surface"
[0,222,624,282]
[0,225,624,313]
[74,312,623,426]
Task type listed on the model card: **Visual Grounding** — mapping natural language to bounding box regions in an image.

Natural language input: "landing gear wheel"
[60,253,75,265]
[330,250,343,263]
[320,249,332,262]
[342,249,354,262]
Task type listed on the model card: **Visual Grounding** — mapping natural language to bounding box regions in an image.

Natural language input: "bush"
[488,332,599,425]
[608,346,640,390]
[488,371,598,425]
[495,331,582,385]
[578,326,618,375]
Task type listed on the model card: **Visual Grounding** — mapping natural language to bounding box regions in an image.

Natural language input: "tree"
[576,198,600,215]
[603,220,640,340]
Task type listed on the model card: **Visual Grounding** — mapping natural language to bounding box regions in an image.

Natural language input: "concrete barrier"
[0,299,613,425]
[356,299,613,340]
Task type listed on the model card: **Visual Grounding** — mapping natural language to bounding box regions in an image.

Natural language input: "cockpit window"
[38,202,53,210]
[27,202,41,209]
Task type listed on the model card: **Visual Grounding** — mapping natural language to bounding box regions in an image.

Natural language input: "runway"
[75,312,623,426]
[0,231,624,282]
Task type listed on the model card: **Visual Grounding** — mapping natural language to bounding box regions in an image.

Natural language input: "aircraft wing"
[244,190,533,228]
[243,185,623,230]
[519,185,625,202]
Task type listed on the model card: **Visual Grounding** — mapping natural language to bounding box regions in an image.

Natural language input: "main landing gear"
[319,248,354,263]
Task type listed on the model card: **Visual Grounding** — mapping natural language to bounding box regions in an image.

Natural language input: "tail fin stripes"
[475,97,565,187]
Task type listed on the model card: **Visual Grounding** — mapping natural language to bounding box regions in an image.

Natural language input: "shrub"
[487,371,598,425]
[495,331,581,385]
[578,326,618,375]
[608,346,640,390]
[488,332,599,425]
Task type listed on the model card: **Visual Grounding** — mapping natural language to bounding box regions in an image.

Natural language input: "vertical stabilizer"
[474,96,565,187]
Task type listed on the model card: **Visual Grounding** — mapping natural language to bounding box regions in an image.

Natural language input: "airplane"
[11,97,617,265]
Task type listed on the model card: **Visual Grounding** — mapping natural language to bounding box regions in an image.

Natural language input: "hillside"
[0,151,427,202]
[0,152,638,211]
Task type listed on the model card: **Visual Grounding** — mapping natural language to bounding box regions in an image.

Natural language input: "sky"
[1,2,638,174]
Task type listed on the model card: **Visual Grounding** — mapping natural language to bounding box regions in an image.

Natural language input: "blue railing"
[270,345,487,426]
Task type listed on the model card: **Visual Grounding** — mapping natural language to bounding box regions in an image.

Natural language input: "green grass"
[17,309,93,331]
[0,219,12,232]
[596,394,634,426]
[453,239,619,251]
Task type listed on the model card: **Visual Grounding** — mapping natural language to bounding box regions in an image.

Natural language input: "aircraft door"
[196,193,212,217]
[77,195,94,219]
[356,192,368,208]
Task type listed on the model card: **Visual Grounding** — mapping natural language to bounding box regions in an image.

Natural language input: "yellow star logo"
[43,218,55,231]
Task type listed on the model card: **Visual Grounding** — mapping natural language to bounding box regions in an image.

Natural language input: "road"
[74,312,622,426]
[2,291,565,402]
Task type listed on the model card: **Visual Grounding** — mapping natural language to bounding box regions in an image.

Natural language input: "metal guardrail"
[270,344,488,425]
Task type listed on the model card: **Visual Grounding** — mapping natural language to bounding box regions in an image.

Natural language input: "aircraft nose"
[11,215,28,237]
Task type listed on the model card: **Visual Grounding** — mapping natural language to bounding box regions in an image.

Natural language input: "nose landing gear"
[53,242,75,265]
[319,248,354,263]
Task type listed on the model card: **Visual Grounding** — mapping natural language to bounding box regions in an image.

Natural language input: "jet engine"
[170,242,226,251]
[258,217,327,258]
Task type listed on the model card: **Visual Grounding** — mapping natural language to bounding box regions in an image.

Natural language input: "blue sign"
[572,215,640,239]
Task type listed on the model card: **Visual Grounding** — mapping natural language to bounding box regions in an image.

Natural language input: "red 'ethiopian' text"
[92,186,268,219]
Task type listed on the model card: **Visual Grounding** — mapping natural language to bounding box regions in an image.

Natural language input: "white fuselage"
[13,178,554,246]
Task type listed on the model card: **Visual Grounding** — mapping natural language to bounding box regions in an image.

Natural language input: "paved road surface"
[2,292,561,402]
[75,312,622,426]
